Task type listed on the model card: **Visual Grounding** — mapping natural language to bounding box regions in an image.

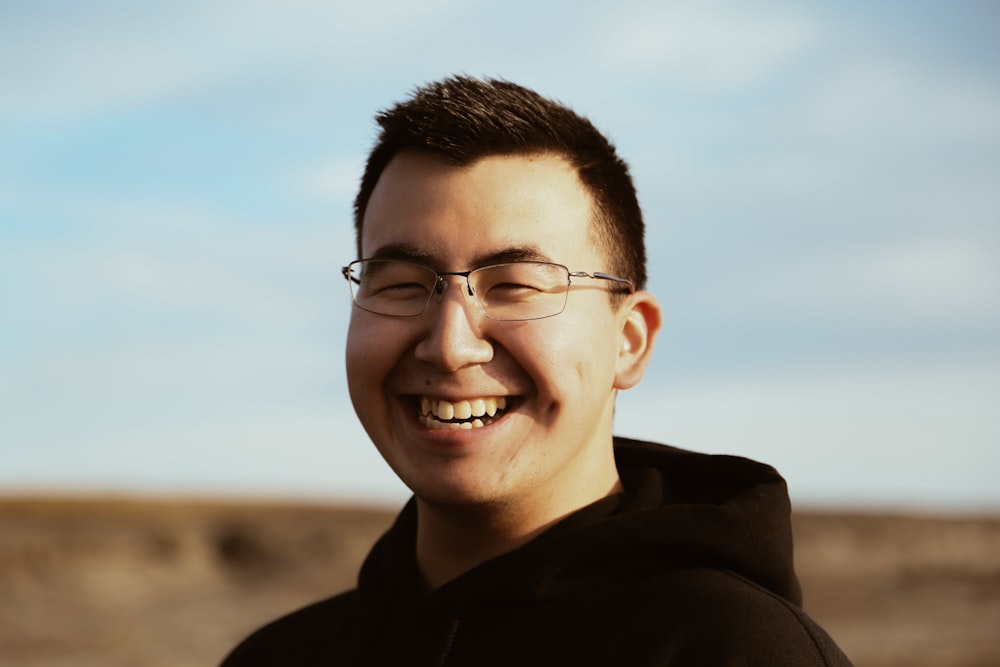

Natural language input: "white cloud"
[294,158,366,203]
[848,238,1000,320]
[617,359,1000,510]
[597,2,817,88]
[676,233,999,332]
[0,196,355,430]
[0,193,386,501]
[799,56,1000,145]
[5,211,348,326]
[0,0,466,121]
[803,238,995,324]
[0,395,409,504]
[1,3,255,118]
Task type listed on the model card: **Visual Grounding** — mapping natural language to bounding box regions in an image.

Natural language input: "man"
[222,76,851,665]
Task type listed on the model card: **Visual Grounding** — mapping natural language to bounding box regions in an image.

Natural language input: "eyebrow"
[473,246,553,266]
[365,243,555,268]
[366,243,435,263]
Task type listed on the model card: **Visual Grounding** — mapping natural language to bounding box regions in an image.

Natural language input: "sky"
[1,0,998,512]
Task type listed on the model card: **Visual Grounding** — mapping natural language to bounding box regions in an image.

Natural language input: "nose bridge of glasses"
[424,271,489,325]
[435,270,476,298]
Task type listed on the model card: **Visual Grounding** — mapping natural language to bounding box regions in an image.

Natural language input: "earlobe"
[614,292,662,390]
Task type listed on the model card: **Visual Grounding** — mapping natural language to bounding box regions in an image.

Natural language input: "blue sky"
[2,0,998,511]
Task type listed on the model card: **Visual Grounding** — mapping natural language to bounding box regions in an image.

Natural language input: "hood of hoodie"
[356,436,802,625]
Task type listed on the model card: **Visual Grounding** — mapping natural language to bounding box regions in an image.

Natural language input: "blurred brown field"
[1,497,998,667]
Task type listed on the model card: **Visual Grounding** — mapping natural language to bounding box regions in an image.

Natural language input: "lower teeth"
[419,414,498,430]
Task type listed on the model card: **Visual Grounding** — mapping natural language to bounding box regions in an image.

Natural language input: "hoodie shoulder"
[632,567,852,666]
[612,436,803,603]
[219,591,358,666]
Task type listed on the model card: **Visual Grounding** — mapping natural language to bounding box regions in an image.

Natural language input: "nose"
[414,276,494,371]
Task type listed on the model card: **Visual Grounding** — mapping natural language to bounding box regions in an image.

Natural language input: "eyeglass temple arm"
[568,271,635,293]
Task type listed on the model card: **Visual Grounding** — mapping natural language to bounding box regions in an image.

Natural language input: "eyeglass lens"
[347,260,571,321]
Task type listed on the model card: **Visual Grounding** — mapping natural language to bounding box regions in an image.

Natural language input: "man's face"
[346,152,636,510]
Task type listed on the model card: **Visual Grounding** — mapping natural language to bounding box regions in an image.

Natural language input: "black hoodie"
[221,437,852,666]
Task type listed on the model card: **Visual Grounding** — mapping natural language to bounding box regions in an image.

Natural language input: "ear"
[614,290,662,390]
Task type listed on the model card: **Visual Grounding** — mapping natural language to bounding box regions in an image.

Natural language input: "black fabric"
[221,437,853,666]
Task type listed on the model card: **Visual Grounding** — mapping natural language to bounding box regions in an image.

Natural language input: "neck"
[414,476,624,591]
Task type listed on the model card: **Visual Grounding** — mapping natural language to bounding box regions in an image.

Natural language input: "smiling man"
[222,76,851,666]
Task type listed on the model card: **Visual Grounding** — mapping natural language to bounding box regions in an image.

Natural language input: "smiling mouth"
[418,396,509,430]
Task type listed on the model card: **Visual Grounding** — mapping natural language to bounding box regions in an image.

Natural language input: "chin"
[401,469,513,508]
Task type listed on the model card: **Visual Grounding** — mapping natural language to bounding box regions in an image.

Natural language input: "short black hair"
[354,76,647,291]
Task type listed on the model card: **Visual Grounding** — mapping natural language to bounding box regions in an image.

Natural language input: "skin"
[346,151,662,588]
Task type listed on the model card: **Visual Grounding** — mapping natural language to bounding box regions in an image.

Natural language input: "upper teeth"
[421,396,507,421]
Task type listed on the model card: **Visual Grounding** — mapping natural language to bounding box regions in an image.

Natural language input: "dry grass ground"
[0,497,998,666]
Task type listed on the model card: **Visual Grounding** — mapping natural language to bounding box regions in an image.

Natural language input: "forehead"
[360,152,601,267]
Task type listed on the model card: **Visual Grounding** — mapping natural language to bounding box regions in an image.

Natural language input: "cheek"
[345,318,392,397]
[510,319,617,394]
[345,320,365,373]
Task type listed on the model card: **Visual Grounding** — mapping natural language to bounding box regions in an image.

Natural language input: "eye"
[370,281,432,300]
[475,263,566,302]
[354,260,436,299]
[488,281,540,295]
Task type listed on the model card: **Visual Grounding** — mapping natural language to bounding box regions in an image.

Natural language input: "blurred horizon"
[2,1,998,513]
